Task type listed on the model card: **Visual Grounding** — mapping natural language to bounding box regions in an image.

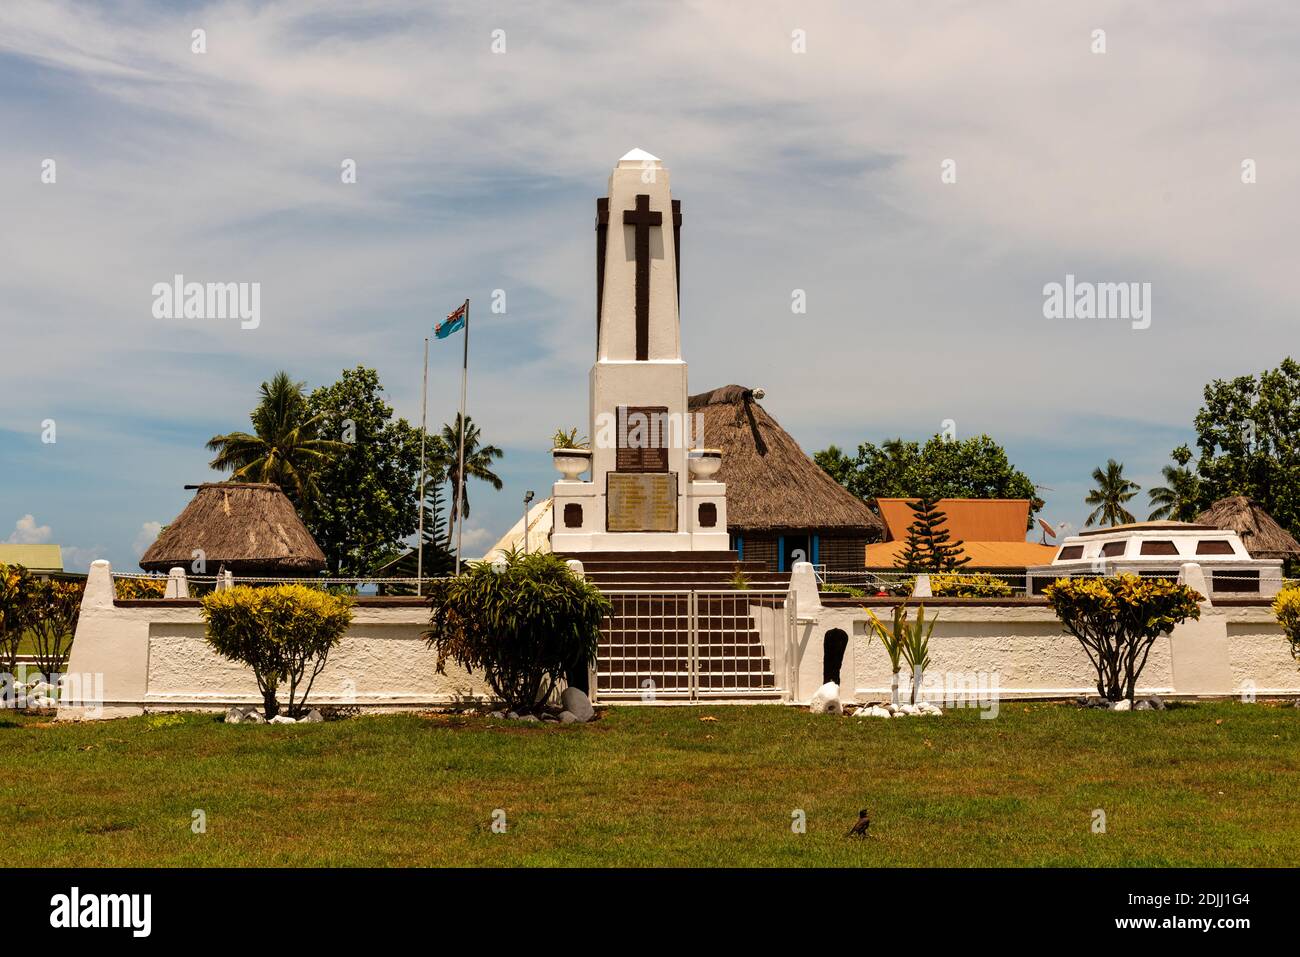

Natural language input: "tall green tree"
[439,413,504,539]
[306,366,433,577]
[1084,459,1141,527]
[894,496,971,572]
[816,434,1040,526]
[206,371,346,505]
[1191,357,1300,536]
[1148,445,1201,521]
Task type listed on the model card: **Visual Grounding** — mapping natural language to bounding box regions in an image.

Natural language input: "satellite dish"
[1038,518,1057,544]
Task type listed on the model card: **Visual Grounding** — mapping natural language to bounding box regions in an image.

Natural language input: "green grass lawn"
[2,701,1296,866]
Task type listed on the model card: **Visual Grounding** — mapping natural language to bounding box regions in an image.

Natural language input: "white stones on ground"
[516,714,541,723]
[224,707,244,724]
[1109,699,1132,711]
[1134,700,1152,711]
[488,711,506,719]
[809,682,842,715]
[561,687,595,723]
[27,681,55,696]
[559,710,579,723]
[270,714,297,724]
[897,703,921,716]
[244,711,265,724]
[917,702,943,716]
[303,709,324,723]
[855,705,893,718]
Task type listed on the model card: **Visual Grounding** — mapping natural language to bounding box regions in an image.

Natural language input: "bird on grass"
[847,809,871,837]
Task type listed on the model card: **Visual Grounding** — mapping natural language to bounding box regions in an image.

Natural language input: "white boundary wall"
[785,563,1299,704]
[58,561,491,720]
[57,560,1300,720]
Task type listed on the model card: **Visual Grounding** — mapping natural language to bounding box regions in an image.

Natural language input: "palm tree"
[1084,459,1141,527]
[438,413,504,537]
[1148,466,1201,521]
[206,372,347,505]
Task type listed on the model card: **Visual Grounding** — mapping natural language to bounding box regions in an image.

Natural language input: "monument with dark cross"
[550,149,728,552]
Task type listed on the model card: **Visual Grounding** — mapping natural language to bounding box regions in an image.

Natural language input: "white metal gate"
[592,590,795,703]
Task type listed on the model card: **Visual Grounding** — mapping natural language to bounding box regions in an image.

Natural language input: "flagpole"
[416,335,429,595]
[455,299,470,575]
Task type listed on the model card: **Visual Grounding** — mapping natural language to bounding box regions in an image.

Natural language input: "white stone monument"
[549,149,727,553]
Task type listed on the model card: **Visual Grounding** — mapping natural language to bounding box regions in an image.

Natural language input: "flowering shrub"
[1044,574,1201,703]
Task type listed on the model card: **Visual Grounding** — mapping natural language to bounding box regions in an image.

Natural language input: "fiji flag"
[435,301,468,339]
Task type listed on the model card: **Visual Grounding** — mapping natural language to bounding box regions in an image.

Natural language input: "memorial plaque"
[607,472,678,532]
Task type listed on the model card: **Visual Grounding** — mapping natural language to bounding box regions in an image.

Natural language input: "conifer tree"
[894,496,971,572]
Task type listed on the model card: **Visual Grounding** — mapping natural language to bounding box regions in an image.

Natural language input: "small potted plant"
[687,447,722,480]
[552,428,591,480]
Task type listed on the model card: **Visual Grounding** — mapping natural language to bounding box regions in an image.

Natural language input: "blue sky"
[1,0,1297,569]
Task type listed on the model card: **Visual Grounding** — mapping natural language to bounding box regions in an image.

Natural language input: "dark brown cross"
[623,194,661,360]
[595,197,609,354]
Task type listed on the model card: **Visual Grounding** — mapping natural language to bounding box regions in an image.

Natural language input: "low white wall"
[58,561,491,720]
[787,563,1299,704]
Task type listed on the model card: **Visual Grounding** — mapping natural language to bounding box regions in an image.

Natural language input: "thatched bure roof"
[688,385,883,535]
[1195,495,1300,561]
[140,482,326,575]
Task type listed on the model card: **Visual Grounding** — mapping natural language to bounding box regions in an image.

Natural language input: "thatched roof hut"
[687,386,882,571]
[1195,495,1300,561]
[140,482,326,576]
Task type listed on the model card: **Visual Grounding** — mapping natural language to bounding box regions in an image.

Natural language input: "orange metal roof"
[875,498,1032,542]
[865,540,1057,569]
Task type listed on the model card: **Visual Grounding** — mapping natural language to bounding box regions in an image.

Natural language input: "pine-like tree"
[375,474,455,592]
[894,496,971,572]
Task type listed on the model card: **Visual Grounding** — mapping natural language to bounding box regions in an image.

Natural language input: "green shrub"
[201,584,354,718]
[1044,574,1201,703]
[424,552,609,713]
[820,582,867,598]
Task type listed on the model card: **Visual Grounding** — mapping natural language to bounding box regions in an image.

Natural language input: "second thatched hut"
[140,482,326,577]
[1195,495,1300,563]
[687,385,883,571]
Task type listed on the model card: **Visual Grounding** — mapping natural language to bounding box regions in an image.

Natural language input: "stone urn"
[687,448,722,481]
[552,447,592,480]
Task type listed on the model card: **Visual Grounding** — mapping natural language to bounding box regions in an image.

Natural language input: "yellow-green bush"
[1272,586,1300,664]
[928,572,1014,598]
[201,584,354,719]
[114,577,168,600]
[1044,574,1201,702]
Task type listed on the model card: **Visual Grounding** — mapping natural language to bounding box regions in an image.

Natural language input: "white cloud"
[133,521,163,556]
[6,514,52,544]
[61,545,107,572]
